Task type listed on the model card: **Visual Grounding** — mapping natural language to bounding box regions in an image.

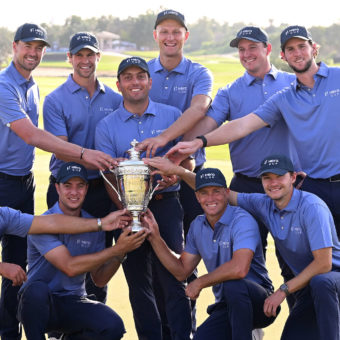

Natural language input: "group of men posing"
[0,8,339,340]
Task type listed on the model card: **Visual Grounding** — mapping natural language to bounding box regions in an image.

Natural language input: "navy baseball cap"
[14,23,50,47]
[230,26,268,48]
[154,9,187,30]
[56,162,88,184]
[117,56,150,77]
[69,32,100,54]
[280,25,313,49]
[195,168,227,191]
[259,155,294,176]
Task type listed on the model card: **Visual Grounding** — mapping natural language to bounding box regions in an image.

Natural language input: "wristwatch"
[279,283,290,296]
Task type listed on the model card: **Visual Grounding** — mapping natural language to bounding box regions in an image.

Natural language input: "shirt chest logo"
[218,241,230,248]
[324,89,340,97]
[76,239,92,248]
[290,226,302,235]
[173,85,187,94]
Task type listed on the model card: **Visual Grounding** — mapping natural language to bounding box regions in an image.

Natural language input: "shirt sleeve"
[0,207,33,237]
[184,222,200,255]
[95,118,117,158]
[43,94,68,137]
[0,82,28,125]
[191,66,213,98]
[303,203,334,251]
[28,233,64,256]
[253,92,282,127]
[206,86,231,126]
[231,211,260,253]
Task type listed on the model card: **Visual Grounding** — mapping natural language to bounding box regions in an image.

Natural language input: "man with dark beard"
[167,25,340,239]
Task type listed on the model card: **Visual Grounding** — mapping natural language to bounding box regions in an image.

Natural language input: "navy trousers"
[281,271,340,340]
[47,176,115,303]
[0,173,34,340]
[194,279,277,340]
[121,195,192,340]
[17,281,125,340]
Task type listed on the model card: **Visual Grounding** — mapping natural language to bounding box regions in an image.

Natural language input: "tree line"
[1,10,340,68]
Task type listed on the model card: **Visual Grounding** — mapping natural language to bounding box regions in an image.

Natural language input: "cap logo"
[286,28,300,36]
[163,10,179,16]
[263,159,279,166]
[200,173,216,180]
[77,35,92,42]
[127,58,141,65]
[29,28,44,36]
[67,165,82,172]
[241,29,253,36]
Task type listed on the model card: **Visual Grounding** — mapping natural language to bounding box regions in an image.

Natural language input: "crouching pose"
[17,163,147,340]
[142,167,278,340]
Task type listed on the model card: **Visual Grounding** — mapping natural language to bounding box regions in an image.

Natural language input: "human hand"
[140,209,160,241]
[165,140,203,165]
[143,157,182,177]
[0,262,27,286]
[185,278,202,300]
[136,135,169,158]
[263,290,285,317]
[115,227,149,253]
[101,209,132,231]
[82,149,120,170]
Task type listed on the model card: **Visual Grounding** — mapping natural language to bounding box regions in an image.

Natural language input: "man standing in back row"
[137,11,213,334]
[0,23,115,340]
[43,32,122,305]
[168,25,340,239]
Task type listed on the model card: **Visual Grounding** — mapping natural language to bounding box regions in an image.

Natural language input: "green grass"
[4,54,287,339]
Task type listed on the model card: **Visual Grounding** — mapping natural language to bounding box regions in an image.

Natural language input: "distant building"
[96,31,120,50]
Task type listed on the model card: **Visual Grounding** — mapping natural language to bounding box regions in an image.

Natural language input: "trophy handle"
[100,170,122,201]
[149,182,160,200]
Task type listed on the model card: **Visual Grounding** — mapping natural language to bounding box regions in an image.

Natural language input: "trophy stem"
[130,211,143,233]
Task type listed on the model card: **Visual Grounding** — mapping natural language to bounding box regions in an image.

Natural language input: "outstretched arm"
[166,113,267,164]
[10,118,117,170]
[29,210,131,235]
[137,95,211,158]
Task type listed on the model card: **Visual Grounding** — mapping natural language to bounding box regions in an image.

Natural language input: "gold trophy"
[100,139,159,232]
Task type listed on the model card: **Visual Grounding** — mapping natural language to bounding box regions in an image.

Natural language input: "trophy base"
[131,221,143,233]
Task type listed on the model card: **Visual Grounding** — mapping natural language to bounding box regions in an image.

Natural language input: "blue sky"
[2,0,340,31]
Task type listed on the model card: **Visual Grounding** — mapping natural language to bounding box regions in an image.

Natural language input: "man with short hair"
[168,25,340,241]
[17,162,147,340]
[142,167,277,340]
[43,31,122,304]
[228,154,340,340]
[95,56,192,340]
[138,11,213,333]
[0,24,115,340]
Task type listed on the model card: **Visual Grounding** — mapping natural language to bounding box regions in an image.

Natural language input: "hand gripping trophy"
[100,139,159,232]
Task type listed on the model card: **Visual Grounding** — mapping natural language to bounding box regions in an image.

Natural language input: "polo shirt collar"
[118,98,157,122]
[294,62,328,90]
[244,65,278,86]
[203,204,234,229]
[66,74,106,94]
[154,56,187,74]
[273,188,300,213]
[8,61,35,88]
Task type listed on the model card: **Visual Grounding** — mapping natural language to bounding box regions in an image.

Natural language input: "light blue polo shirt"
[207,66,300,176]
[148,57,213,166]
[43,75,122,179]
[254,62,340,178]
[185,205,273,302]
[95,99,182,193]
[238,189,340,275]
[0,62,39,175]
[25,202,105,297]
[0,207,33,238]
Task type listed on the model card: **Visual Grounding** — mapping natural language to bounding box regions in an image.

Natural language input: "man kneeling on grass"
[142,167,278,340]
[17,162,147,340]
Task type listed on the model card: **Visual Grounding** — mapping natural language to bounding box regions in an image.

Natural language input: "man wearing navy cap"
[142,167,277,340]
[0,24,116,340]
[17,162,146,340]
[95,56,192,340]
[168,25,340,241]
[226,154,340,340]
[136,11,213,334]
[43,32,122,307]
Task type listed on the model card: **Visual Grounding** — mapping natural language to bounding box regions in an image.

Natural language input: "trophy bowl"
[101,139,158,232]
